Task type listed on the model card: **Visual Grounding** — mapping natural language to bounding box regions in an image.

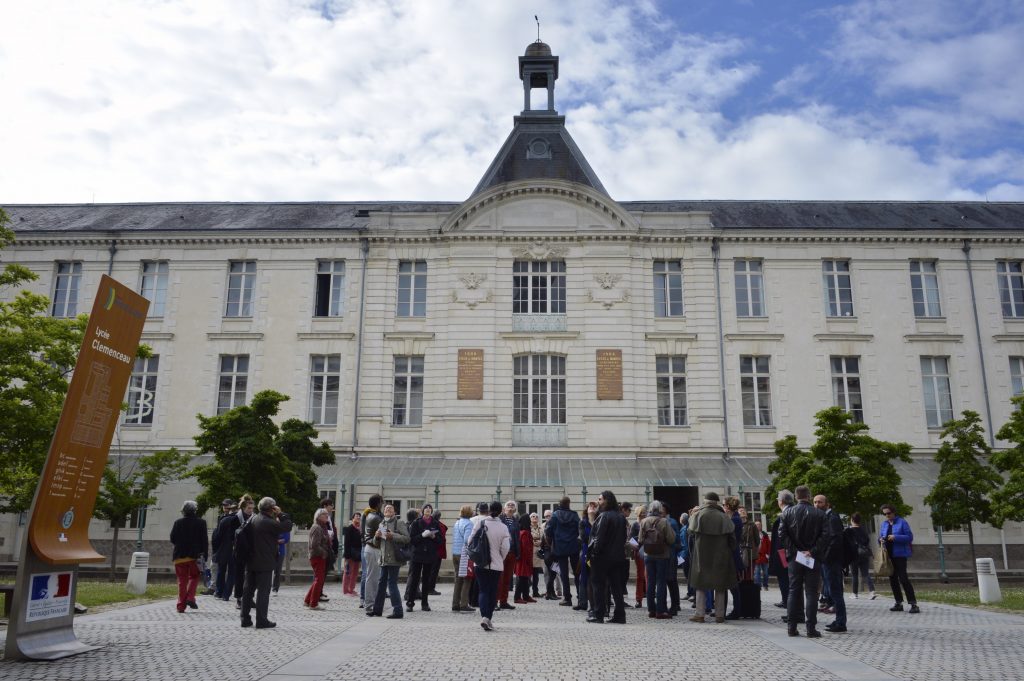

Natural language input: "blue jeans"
[477,568,501,620]
[822,563,846,627]
[373,565,403,616]
[754,563,769,588]
[644,556,669,614]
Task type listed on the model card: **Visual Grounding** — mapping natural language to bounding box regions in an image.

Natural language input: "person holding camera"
[240,497,292,629]
[406,503,443,612]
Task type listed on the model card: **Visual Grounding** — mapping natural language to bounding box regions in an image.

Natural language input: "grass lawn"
[915,584,1024,613]
[1,578,178,609]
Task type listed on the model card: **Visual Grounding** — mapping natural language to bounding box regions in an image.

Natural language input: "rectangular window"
[308,354,341,426]
[653,260,684,317]
[392,356,424,427]
[397,260,427,317]
[314,260,346,317]
[139,261,169,317]
[1010,357,1024,397]
[51,261,82,317]
[217,354,249,414]
[655,355,687,426]
[225,261,256,317]
[734,259,764,317]
[920,356,953,428]
[910,260,942,318]
[997,261,1024,318]
[742,491,764,527]
[513,354,566,424]
[831,356,864,423]
[513,260,566,314]
[823,259,854,317]
[125,355,159,426]
[740,355,773,427]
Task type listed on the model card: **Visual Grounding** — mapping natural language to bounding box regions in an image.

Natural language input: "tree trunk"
[110,524,121,581]
[967,522,978,587]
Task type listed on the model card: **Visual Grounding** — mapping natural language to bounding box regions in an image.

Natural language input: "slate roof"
[3,199,1022,234]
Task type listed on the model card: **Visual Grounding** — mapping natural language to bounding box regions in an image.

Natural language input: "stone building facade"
[2,42,1023,573]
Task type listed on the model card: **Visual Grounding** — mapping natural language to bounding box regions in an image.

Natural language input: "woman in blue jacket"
[879,503,919,613]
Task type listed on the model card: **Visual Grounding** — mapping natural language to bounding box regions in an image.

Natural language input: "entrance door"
[652,486,699,520]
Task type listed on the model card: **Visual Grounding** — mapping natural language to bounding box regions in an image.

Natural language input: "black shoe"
[725,612,740,620]
[544,595,559,600]
[909,604,920,614]
[825,624,847,632]
[386,613,403,619]
[255,621,276,629]
[608,616,626,624]
[572,604,587,611]
[586,615,604,623]
[532,591,542,598]
[774,601,786,608]
[558,600,572,606]
[806,628,822,638]
[460,606,475,612]
[186,600,198,610]
[241,618,253,627]
[421,603,431,612]
[499,602,515,610]
[890,603,904,612]
[366,610,380,617]
[406,602,415,611]
[634,601,643,609]
[788,628,799,637]
[429,590,441,596]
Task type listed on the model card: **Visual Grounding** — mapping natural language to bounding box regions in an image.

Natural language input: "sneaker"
[319,595,329,602]
[909,604,920,614]
[890,603,904,612]
[870,591,878,600]
[480,618,493,631]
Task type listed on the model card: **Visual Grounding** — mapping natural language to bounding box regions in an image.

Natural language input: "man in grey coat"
[241,497,293,629]
[687,491,737,623]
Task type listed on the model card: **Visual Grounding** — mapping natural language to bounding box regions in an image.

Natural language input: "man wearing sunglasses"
[879,504,920,614]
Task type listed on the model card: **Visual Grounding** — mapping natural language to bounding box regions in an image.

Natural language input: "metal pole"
[932,505,949,583]
[433,484,440,511]
[135,505,146,551]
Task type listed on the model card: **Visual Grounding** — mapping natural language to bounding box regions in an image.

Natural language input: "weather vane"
[535,15,541,42]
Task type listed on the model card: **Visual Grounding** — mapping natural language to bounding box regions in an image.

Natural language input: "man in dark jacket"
[587,490,628,624]
[170,500,209,613]
[229,496,255,605]
[769,490,794,609]
[778,485,827,638]
[241,497,293,629]
[815,494,848,633]
[544,496,581,606]
[210,498,236,599]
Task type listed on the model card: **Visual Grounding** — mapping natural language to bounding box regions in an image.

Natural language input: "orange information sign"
[27,275,149,564]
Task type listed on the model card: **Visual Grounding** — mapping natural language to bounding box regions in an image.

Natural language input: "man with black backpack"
[471,501,511,631]
[544,497,581,607]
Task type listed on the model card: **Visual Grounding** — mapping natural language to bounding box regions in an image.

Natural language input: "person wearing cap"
[170,500,208,613]
[211,498,238,599]
[687,491,737,623]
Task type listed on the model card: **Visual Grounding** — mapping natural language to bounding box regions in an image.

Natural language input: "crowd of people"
[168,488,921,634]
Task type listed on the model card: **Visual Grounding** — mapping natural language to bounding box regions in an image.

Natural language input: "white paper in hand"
[795,552,815,569]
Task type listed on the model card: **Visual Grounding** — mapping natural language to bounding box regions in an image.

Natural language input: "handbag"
[874,530,894,578]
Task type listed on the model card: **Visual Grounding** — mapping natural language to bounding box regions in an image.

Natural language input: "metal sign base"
[4,532,103,661]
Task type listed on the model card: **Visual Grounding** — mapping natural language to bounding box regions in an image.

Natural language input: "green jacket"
[688,502,738,590]
[377,516,410,567]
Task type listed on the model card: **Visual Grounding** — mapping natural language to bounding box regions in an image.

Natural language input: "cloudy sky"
[1,0,1022,204]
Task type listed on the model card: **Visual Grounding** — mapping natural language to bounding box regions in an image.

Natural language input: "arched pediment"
[439,180,639,235]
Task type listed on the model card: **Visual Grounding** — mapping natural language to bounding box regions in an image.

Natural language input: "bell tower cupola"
[519,40,559,116]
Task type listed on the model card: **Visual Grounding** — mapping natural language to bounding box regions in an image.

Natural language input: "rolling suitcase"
[739,580,761,619]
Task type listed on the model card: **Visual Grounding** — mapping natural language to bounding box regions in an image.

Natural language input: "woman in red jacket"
[513,514,536,604]
[754,520,772,591]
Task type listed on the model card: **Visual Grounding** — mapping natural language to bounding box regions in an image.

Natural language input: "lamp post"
[931,504,949,583]
[135,504,146,551]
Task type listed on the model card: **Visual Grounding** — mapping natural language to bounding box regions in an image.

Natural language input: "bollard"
[976,557,1002,604]
[125,551,150,595]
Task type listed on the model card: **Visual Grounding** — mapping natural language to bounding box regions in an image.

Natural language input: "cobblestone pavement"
[2,583,1022,681]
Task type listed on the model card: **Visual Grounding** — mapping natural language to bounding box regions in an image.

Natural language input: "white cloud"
[0,0,1019,204]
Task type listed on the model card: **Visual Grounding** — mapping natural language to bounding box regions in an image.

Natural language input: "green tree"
[993,395,1024,526]
[191,390,334,523]
[93,446,193,578]
[923,410,1003,570]
[0,207,89,512]
[765,407,913,521]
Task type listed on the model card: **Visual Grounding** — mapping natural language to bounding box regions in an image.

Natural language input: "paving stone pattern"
[1,584,1021,681]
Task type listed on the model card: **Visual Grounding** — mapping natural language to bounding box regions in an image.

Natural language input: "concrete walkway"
[2,584,1022,681]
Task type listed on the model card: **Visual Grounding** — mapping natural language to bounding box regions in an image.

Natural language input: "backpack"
[466,522,491,568]
[641,518,666,555]
[233,513,254,562]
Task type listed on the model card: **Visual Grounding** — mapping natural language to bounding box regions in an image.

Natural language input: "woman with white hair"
[305,507,332,609]
[169,500,208,614]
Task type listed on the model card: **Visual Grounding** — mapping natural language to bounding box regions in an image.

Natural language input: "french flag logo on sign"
[30,573,71,601]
